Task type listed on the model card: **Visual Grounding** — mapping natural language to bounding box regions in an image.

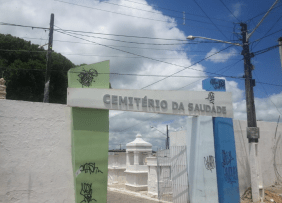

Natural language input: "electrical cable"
[56,30,225,46]
[251,28,282,45]
[0,66,243,79]
[53,0,234,32]
[0,22,50,31]
[110,59,243,120]
[218,0,240,22]
[54,32,282,88]
[53,25,189,42]
[112,59,242,123]
[0,49,242,59]
[0,22,234,43]
[56,30,239,79]
[53,0,234,29]
[140,46,237,89]
[115,0,233,23]
[253,44,281,56]
[15,36,241,53]
[252,14,282,49]
[246,3,282,22]
[253,71,282,115]
[192,0,230,41]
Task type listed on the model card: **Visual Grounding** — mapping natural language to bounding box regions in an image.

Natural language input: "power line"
[246,3,282,22]
[18,36,241,52]
[53,25,188,42]
[0,49,242,58]
[0,66,243,80]
[140,45,235,89]
[253,44,281,56]
[218,0,240,22]
[251,28,282,45]
[0,22,234,44]
[56,30,239,78]
[247,0,279,40]
[252,14,282,49]
[116,0,233,23]
[192,0,230,41]
[253,71,282,115]
[54,0,234,28]
[53,0,233,32]
[109,58,280,124]
[55,30,226,46]
[0,22,50,30]
[115,61,242,131]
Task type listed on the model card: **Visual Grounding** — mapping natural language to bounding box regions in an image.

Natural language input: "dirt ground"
[241,185,282,203]
[108,183,282,203]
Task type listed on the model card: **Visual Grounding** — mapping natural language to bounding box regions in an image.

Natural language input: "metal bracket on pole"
[247,127,260,139]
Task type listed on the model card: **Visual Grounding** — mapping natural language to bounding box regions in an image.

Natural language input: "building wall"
[170,119,282,196]
[147,157,158,195]
[108,152,126,184]
[233,119,282,195]
[0,99,74,203]
[0,99,281,201]
[108,152,126,169]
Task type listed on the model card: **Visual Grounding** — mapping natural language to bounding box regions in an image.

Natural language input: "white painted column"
[126,152,130,166]
[186,116,219,203]
[134,151,139,165]
[249,142,264,202]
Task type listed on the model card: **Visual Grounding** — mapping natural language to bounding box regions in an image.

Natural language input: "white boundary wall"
[170,119,282,196]
[233,119,282,195]
[0,99,282,202]
[0,100,74,203]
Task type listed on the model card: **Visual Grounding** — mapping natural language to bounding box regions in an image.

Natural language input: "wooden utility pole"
[43,13,54,103]
[241,23,258,139]
[241,22,264,203]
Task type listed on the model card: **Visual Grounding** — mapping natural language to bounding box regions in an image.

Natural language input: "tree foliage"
[0,34,75,104]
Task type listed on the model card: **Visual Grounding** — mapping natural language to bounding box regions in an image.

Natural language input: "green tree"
[0,34,75,104]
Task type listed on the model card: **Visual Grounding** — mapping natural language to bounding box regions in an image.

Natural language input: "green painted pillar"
[68,61,110,203]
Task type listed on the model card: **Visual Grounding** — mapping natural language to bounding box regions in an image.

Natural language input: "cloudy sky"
[1,0,282,150]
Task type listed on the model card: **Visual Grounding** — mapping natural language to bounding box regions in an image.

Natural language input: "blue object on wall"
[202,78,226,92]
[202,78,240,203]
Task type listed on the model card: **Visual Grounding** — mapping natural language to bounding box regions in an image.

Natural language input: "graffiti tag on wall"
[222,150,238,184]
[210,79,225,90]
[80,163,103,175]
[80,183,97,203]
[206,92,215,105]
[76,163,103,177]
[204,155,215,172]
[77,68,98,88]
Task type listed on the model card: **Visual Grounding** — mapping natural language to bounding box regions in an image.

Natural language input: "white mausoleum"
[125,134,152,191]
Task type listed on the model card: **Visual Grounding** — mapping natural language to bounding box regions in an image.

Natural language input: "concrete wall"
[233,119,282,196]
[1,99,281,201]
[169,119,282,196]
[108,152,126,169]
[147,157,158,196]
[108,152,126,184]
[170,131,186,147]
[0,99,74,203]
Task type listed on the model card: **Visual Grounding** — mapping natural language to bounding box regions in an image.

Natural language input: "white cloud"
[205,47,238,63]
[233,91,282,122]
[1,0,281,150]
[1,0,208,150]
[232,2,244,18]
